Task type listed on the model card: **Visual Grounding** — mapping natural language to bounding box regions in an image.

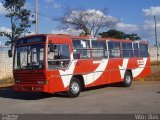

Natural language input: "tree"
[0,0,34,50]
[99,29,141,40]
[55,8,118,37]
[124,33,141,40]
[99,29,125,39]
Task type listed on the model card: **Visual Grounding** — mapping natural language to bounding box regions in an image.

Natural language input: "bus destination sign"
[16,36,45,45]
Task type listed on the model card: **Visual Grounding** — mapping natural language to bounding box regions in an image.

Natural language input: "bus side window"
[122,42,133,58]
[72,40,90,59]
[133,43,139,57]
[108,41,121,58]
[91,40,107,59]
[139,44,148,57]
[47,44,70,69]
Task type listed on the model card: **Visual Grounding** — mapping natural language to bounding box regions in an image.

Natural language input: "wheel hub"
[126,75,131,84]
[71,82,79,94]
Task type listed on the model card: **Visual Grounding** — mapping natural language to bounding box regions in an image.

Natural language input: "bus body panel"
[12,34,151,93]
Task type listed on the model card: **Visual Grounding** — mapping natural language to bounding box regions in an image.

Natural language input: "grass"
[139,61,160,81]
[151,61,160,66]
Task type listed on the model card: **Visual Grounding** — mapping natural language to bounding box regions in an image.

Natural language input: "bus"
[11,34,151,97]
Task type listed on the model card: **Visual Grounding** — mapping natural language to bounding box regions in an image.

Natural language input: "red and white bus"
[12,34,151,97]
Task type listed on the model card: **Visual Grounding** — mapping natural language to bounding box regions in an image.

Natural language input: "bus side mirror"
[8,50,12,57]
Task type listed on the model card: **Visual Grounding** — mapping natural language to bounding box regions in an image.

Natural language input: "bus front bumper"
[13,84,49,92]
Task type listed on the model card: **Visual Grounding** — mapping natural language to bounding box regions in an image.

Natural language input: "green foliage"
[124,33,141,40]
[99,29,125,39]
[99,29,141,41]
[0,0,34,49]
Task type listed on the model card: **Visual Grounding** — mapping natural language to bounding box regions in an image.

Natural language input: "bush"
[0,75,14,87]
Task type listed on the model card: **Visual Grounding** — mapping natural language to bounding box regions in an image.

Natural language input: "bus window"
[108,41,121,58]
[139,44,148,57]
[91,40,107,59]
[133,43,139,57]
[122,42,133,58]
[72,40,90,59]
[47,44,70,69]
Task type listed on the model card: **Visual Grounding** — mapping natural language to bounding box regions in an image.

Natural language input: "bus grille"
[14,72,45,84]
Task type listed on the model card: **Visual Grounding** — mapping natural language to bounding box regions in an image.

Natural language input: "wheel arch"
[126,69,133,78]
[71,74,85,90]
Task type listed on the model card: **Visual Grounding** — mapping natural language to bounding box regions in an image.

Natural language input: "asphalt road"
[0,81,160,114]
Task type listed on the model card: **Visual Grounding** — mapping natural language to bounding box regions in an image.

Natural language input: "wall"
[149,46,160,61]
[0,46,13,80]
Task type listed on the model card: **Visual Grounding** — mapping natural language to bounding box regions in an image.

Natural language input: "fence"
[0,45,159,80]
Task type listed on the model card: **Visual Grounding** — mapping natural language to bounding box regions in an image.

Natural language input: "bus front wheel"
[67,77,81,98]
[122,71,132,87]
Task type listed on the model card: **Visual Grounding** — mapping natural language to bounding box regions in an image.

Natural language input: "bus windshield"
[14,44,44,70]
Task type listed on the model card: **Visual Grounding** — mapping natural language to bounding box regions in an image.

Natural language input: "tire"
[67,77,81,98]
[122,71,132,87]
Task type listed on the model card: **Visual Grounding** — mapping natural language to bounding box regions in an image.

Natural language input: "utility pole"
[154,16,158,62]
[35,0,38,34]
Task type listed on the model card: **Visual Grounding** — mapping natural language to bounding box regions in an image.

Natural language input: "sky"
[0,0,160,45]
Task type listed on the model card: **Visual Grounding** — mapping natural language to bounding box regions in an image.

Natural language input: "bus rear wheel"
[122,71,132,87]
[67,77,81,98]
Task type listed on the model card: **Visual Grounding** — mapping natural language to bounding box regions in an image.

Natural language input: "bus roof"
[17,34,148,44]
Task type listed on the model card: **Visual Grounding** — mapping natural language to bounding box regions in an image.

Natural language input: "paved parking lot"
[0,81,160,114]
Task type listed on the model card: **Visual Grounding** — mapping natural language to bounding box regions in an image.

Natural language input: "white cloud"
[0,26,11,33]
[50,7,159,44]
[0,26,35,36]
[68,9,118,24]
[142,6,160,44]
[116,23,140,33]
[65,9,118,36]
[53,3,61,9]
[142,20,160,42]
[143,6,160,17]
[45,0,61,9]
[113,6,160,44]
[50,28,83,36]
[0,3,6,15]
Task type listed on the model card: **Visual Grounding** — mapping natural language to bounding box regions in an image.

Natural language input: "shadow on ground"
[0,83,122,100]
[0,88,69,100]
